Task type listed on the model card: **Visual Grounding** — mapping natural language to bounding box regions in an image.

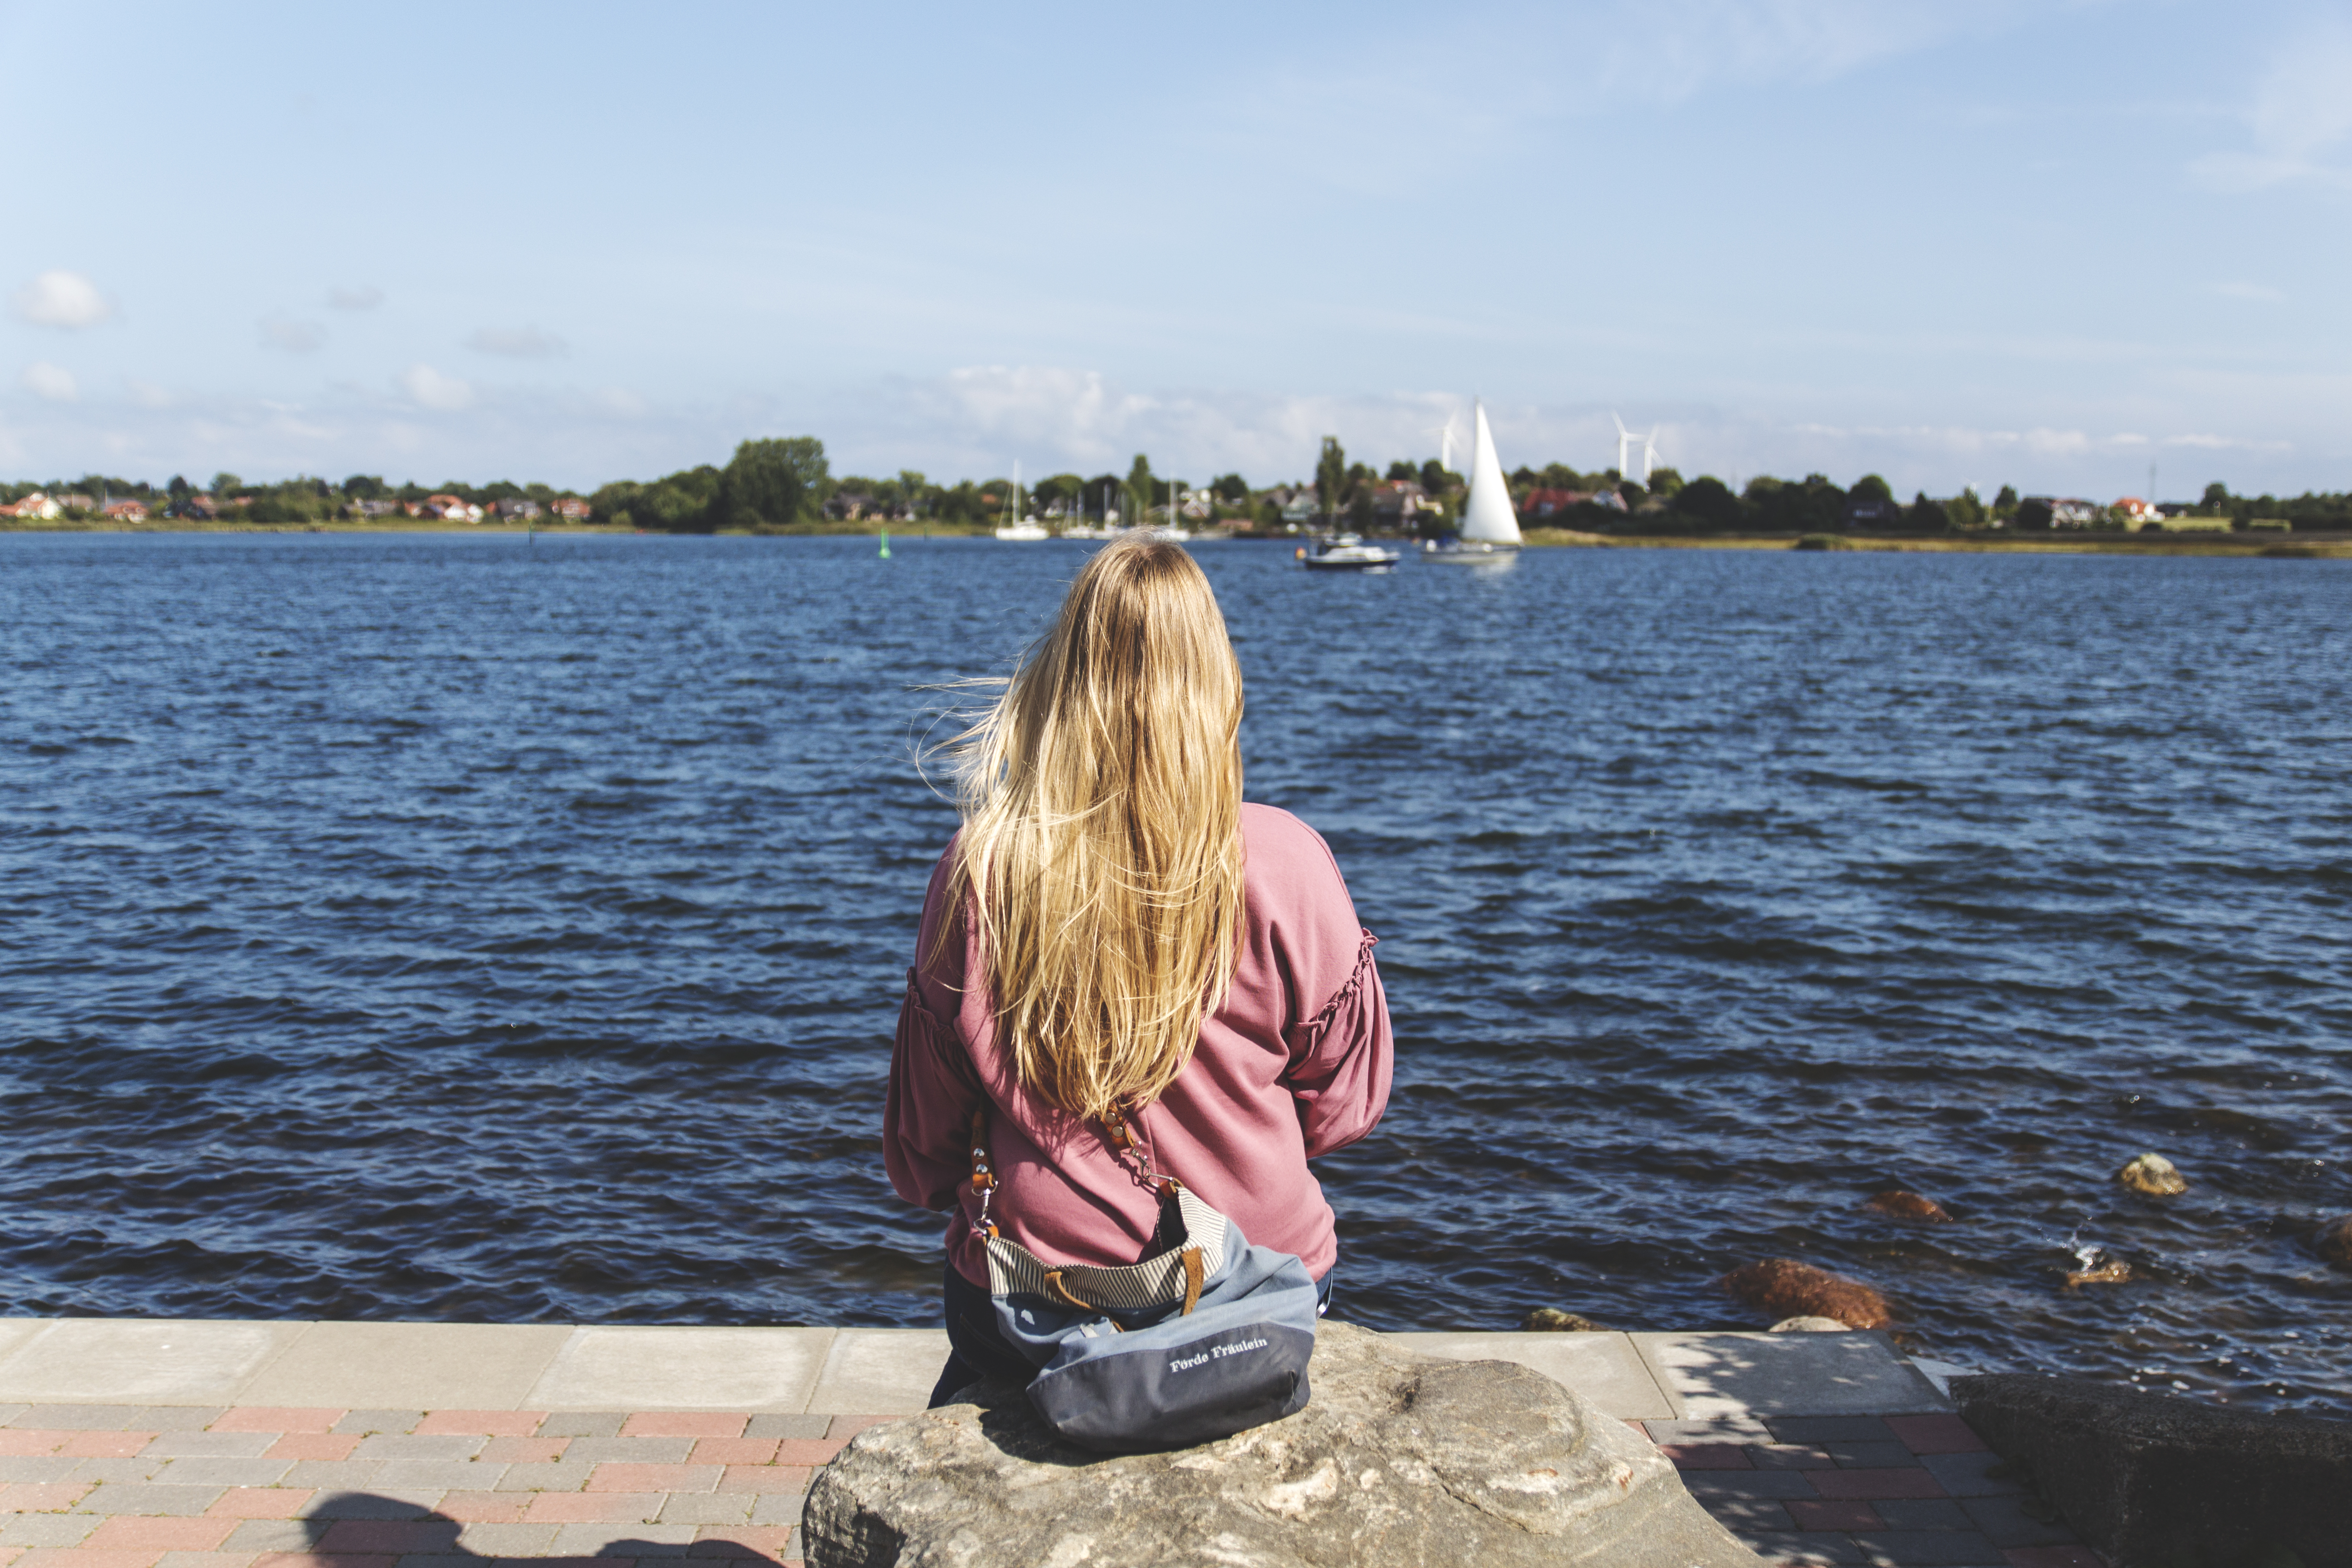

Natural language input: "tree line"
[8,436,2348,534]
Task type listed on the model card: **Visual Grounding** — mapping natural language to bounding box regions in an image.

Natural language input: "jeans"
[926,1260,1338,1409]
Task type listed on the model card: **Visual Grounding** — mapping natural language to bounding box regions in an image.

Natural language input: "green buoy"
[879,530,891,559]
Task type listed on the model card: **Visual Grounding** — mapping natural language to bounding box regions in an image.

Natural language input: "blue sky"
[5,0,2349,497]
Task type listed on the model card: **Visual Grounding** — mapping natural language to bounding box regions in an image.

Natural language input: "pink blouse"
[884,802,1392,1287]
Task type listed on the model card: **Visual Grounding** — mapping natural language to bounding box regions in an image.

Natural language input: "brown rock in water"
[1865,1189,1953,1223]
[2064,1259,2132,1288]
[1520,1308,1607,1332]
[2117,1152,2188,1196]
[2315,1214,2352,1266]
[1718,1259,1892,1330]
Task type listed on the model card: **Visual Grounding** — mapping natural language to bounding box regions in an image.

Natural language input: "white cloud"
[260,316,327,353]
[124,377,175,409]
[12,270,112,329]
[2210,280,2285,303]
[328,284,385,310]
[23,362,79,401]
[399,363,474,411]
[2189,18,2352,191]
[466,325,568,358]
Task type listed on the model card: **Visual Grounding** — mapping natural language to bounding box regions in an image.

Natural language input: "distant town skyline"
[4,0,2348,499]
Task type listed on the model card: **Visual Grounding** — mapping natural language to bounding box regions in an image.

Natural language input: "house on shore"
[550,498,591,520]
[0,491,61,520]
[102,499,148,522]
[1519,487,1592,519]
[494,498,542,520]
[408,494,485,522]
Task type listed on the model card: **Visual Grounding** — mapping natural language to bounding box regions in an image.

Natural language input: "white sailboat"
[1423,400,1522,561]
[994,461,1049,541]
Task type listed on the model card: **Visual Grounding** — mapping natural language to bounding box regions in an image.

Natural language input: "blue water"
[2,532,2347,1417]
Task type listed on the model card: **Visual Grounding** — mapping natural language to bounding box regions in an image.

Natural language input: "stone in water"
[1718,1258,1892,1330]
[2116,1152,2188,1196]
[802,1320,1762,1567]
[1521,1307,1608,1332]
[1864,1188,1953,1222]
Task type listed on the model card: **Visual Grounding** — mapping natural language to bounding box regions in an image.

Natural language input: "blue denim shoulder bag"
[967,1104,1319,1454]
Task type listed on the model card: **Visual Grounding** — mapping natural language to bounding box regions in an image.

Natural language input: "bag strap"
[967,1106,998,1239]
[969,1102,1206,1314]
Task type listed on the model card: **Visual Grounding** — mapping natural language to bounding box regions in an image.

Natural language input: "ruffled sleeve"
[1281,930,1392,1158]
[883,967,981,1211]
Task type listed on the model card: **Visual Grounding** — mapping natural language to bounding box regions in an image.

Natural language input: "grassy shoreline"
[1517,527,2352,558]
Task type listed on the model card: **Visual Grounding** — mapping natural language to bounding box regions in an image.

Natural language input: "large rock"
[1718,1258,1892,1329]
[802,1321,1761,1568]
[1952,1372,2352,1568]
[2116,1152,2188,1196]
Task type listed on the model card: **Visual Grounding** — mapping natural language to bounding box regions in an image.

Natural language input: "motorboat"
[1298,534,1401,572]
[1423,399,1523,563]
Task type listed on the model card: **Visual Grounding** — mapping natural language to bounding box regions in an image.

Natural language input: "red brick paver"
[587,1464,722,1494]
[15,1551,171,1568]
[767,1441,843,1468]
[430,1491,530,1523]
[2,1483,93,1512]
[211,1411,343,1436]
[82,1520,236,1554]
[61,1435,152,1460]
[823,1416,889,1443]
[1885,1413,1989,1454]
[248,1553,395,1568]
[1787,1498,1885,1530]
[618,1415,745,1439]
[412,1411,547,1437]
[521,1492,667,1524]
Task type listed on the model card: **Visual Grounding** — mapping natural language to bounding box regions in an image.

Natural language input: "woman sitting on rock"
[884,534,1393,1406]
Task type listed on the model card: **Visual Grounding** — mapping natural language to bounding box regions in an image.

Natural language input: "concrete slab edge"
[0,1316,1960,1419]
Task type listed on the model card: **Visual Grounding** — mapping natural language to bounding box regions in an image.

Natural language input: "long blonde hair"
[943,535,1245,1122]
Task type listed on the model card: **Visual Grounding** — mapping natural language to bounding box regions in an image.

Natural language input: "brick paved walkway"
[0,1404,860,1568]
[2,1401,2106,1568]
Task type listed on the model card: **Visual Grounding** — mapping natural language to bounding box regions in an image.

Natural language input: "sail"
[1460,401,1522,545]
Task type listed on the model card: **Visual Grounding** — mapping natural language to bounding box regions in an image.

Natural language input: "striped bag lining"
[986,1186,1231,1309]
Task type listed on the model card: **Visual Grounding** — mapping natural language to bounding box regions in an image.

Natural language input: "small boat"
[1298,533,1401,572]
[994,461,1050,540]
[1423,399,1523,563]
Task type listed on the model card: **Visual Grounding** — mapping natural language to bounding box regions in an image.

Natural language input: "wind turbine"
[1425,412,1463,473]
[1612,413,1662,483]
